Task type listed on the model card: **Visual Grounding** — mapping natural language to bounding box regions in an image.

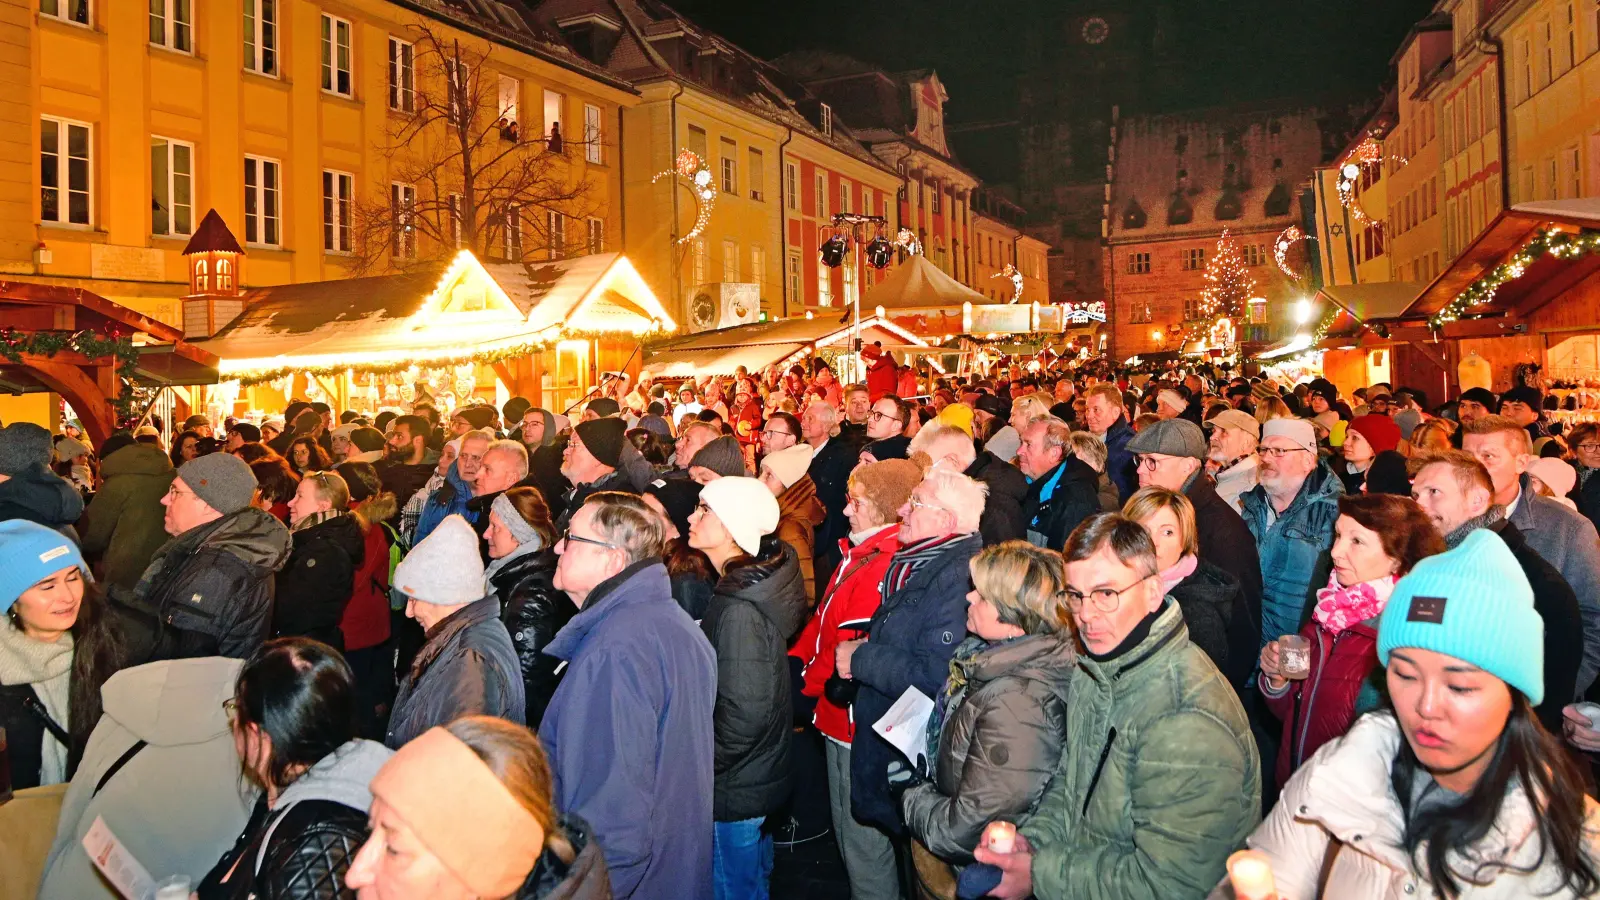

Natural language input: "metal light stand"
[817,213,889,381]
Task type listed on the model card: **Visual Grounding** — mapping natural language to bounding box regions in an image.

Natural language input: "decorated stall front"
[195,250,675,419]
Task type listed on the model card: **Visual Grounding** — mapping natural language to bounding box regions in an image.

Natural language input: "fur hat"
[850,455,927,521]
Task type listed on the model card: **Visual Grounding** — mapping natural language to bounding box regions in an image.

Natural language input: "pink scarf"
[1158,554,1199,595]
[1312,571,1396,634]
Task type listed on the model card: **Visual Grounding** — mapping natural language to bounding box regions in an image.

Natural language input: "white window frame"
[586,216,604,254]
[692,238,708,285]
[244,0,278,76]
[243,155,281,247]
[151,135,194,237]
[720,138,737,195]
[1127,251,1151,275]
[149,0,192,53]
[750,245,766,289]
[40,115,92,227]
[787,251,801,303]
[321,14,353,98]
[391,182,417,258]
[785,162,797,210]
[584,104,603,164]
[547,210,565,259]
[814,173,826,218]
[748,148,764,201]
[40,0,91,27]
[842,257,857,305]
[543,90,565,147]
[839,181,850,214]
[388,37,415,112]
[448,60,471,128]
[816,256,832,306]
[819,103,833,137]
[322,169,353,253]
[722,238,739,281]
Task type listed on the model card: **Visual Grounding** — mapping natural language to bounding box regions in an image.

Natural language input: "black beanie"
[1364,450,1412,497]
[576,417,626,468]
[587,397,621,418]
[644,475,703,540]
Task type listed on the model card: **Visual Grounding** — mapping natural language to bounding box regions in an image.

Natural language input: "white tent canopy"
[865,254,990,311]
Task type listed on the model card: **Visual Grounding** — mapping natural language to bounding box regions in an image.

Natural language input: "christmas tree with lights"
[1193,230,1256,343]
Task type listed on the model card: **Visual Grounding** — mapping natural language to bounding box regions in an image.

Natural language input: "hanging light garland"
[1335,135,1407,225]
[992,263,1024,303]
[652,149,716,244]
[1429,226,1600,327]
[1273,225,1313,281]
[0,327,141,419]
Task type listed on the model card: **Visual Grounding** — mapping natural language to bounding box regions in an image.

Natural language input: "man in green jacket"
[79,439,175,590]
[975,513,1260,900]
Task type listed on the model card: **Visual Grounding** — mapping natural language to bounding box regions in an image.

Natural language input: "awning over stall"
[643,315,930,378]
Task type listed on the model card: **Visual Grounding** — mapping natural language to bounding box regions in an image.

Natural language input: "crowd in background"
[4,347,1600,900]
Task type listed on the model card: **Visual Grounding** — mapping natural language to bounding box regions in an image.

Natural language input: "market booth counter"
[194,250,676,418]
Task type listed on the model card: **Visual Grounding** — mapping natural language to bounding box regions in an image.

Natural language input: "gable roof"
[866,254,990,311]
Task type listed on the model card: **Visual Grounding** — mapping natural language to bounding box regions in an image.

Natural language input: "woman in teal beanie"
[1215,529,1600,899]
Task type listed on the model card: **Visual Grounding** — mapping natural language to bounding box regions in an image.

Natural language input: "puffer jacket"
[126,506,293,663]
[1022,456,1101,552]
[198,739,392,900]
[1212,713,1600,900]
[411,460,477,545]
[1185,473,1263,639]
[774,475,826,599]
[1168,557,1257,693]
[512,814,612,900]
[790,525,900,743]
[78,442,175,590]
[1260,610,1380,792]
[273,513,365,651]
[1239,462,1344,644]
[701,539,809,821]
[900,633,1075,864]
[493,547,577,729]
[386,596,525,748]
[0,460,83,531]
[1023,601,1261,900]
[851,532,982,832]
[965,451,1028,544]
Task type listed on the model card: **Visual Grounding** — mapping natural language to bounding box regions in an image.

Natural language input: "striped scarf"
[883,532,967,594]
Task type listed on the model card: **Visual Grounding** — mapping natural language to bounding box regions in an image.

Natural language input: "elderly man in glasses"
[1238,417,1344,646]
[974,513,1259,900]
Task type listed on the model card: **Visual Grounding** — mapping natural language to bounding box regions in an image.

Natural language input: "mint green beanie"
[1377,529,1544,704]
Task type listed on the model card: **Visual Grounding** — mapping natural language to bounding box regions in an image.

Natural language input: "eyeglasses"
[1062,575,1153,613]
[1578,443,1600,453]
[907,496,948,514]
[1133,455,1171,471]
[166,484,198,501]
[868,410,904,425]
[761,429,795,441]
[557,529,619,551]
[1258,446,1311,459]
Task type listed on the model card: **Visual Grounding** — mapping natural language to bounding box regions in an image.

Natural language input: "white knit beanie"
[394,515,485,606]
[700,476,780,556]
[1157,389,1186,413]
[759,444,814,490]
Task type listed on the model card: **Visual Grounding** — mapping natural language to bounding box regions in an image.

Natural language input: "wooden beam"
[18,353,117,444]
[1376,318,1525,342]
[1405,340,1449,373]
[1513,256,1600,318]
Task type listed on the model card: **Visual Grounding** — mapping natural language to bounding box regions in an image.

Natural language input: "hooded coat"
[1240,462,1345,644]
[512,814,612,900]
[492,547,576,729]
[900,633,1076,863]
[198,739,392,900]
[126,506,293,663]
[1023,602,1261,900]
[78,443,175,590]
[774,475,826,599]
[701,541,809,821]
[39,658,255,900]
[386,596,525,748]
[965,450,1028,544]
[0,461,83,531]
[273,513,365,651]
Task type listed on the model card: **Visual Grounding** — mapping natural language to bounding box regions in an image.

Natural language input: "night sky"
[669,0,1439,180]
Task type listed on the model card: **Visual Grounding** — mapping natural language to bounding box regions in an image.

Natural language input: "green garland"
[0,327,141,420]
[1431,228,1600,327]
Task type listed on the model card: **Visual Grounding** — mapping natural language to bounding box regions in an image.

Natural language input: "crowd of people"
[4,356,1600,900]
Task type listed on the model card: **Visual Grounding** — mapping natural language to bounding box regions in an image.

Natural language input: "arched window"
[194,257,209,292]
[217,257,233,291]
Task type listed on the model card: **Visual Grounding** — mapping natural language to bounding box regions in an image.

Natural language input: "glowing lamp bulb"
[693,169,712,187]
[1341,163,1361,181]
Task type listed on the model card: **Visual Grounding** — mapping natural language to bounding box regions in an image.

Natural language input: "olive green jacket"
[1022,601,1261,900]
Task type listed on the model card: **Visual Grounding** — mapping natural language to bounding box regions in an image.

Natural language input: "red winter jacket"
[790,525,900,743]
[1260,617,1380,790]
[865,351,898,401]
[339,517,394,652]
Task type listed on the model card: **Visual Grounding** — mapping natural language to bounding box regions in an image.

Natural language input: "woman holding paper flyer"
[895,541,1076,893]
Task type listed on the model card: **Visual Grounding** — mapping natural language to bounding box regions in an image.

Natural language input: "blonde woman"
[1254,394,1294,425]
[895,541,1077,896]
[1405,417,1456,455]
[1123,487,1256,690]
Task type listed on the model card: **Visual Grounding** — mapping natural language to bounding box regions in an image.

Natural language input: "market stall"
[642,314,932,381]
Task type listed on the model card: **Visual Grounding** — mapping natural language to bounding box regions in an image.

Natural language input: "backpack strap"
[93,740,148,797]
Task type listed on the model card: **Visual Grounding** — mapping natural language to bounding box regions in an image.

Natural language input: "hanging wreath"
[0,327,142,420]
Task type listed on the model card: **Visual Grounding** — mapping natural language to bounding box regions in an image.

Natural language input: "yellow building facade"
[1494,0,1600,203]
[971,209,1049,305]
[11,0,635,330]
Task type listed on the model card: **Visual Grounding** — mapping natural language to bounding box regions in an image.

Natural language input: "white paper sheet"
[872,686,935,764]
[83,816,156,900]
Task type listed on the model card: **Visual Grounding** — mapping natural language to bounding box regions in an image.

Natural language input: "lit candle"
[1227,849,1276,900]
[984,821,1017,855]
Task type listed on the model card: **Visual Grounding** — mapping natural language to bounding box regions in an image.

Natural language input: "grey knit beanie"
[177,453,258,515]
[0,422,53,474]
[691,435,747,477]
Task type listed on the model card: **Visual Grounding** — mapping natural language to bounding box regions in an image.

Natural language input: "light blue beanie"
[1377,529,1544,704]
[0,520,87,613]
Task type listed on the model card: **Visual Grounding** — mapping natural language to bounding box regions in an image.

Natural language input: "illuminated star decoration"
[652,149,716,244]
[895,227,922,256]
[992,263,1025,303]
[1273,225,1313,281]
[1335,135,1407,224]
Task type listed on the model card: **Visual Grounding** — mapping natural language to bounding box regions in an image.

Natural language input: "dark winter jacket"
[272,513,365,652]
[375,459,436,519]
[1103,415,1138,502]
[702,541,809,821]
[79,443,174,590]
[851,532,982,832]
[124,507,293,664]
[1487,520,1585,730]
[0,460,84,530]
[1021,456,1101,552]
[386,596,525,748]
[1169,558,1257,693]
[556,468,634,531]
[512,814,612,900]
[1240,463,1344,644]
[197,739,391,900]
[808,436,859,596]
[965,450,1028,544]
[901,633,1076,863]
[412,460,477,545]
[540,559,717,900]
[1506,474,1600,693]
[1185,473,1264,640]
[493,547,576,730]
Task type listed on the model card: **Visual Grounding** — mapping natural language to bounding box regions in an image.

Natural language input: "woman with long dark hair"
[250,457,300,524]
[171,429,203,467]
[197,638,392,900]
[1223,530,1600,899]
[335,461,397,737]
[287,436,332,477]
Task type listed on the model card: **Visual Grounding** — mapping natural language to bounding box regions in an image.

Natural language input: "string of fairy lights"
[1429,227,1600,328]
[1190,229,1256,341]
[652,149,717,244]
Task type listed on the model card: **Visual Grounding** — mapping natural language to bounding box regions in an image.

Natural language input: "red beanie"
[1349,414,1402,454]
